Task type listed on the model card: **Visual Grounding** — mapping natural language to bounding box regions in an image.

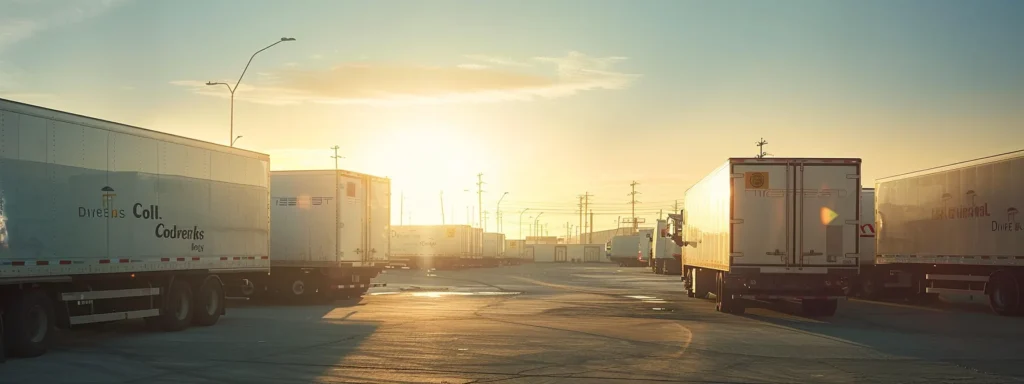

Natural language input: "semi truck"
[649,219,683,275]
[482,232,505,267]
[390,225,481,269]
[0,98,269,358]
[253,169,390,301]
[671,158,862,316]
[865,150,1024,316]
[608,234,645,267]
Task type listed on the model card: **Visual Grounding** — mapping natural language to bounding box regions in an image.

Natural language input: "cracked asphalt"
[3,263,1024,383]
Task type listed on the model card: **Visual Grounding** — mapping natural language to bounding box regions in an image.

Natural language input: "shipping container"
[673,158,861,316]
[0,97,269,358]
[260,169,389,301]
[390,225,478,269]
[866,150,1024,315]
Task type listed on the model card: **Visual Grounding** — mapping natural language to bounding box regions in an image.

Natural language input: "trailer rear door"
[732,159,861,272]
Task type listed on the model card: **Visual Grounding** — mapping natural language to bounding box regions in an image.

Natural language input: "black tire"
[989,271,1021,316]
[2,289,55,358]
[289,278,309,298]
[193,277,225,326]
[157,281,194,332]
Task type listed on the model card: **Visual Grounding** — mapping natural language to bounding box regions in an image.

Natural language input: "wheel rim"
[292,280,305,296]
[175,291,191,321]
[27,305,48,343]
[241,280,256,296]
[994,284,1009,308]
[206,288,220,315]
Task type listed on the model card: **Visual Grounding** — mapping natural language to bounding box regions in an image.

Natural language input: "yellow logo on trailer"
[745,172,768,189]
[445,228,456,238]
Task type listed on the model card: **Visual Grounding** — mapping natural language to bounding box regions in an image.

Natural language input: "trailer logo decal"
[745,172,768,189]
[992,207,1022,232]
[749,189,848,198]
[932,190,992,220]
[446,228,456,238]
[272,196,334,207]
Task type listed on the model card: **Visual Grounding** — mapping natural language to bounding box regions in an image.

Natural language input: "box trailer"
[672,158,861,316]
[867,150,1024,315]
[482,232,505,267]
[259,169,389,301]
[0,98,269,358]
[650,219,683,275]
[609,234,645,267]
[504,239,527,265]
[390,225,478,269]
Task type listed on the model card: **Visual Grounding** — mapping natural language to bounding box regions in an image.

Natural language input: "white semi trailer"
[672,157,862,316]
[866,150,1024,316]
[260,169,390,301]
[390,225,480,269]
[608,234,645,267]
[649,219,683,275]
[0,98,269,358]
[482,232,505,267]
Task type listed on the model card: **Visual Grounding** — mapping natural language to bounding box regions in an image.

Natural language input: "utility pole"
[756,137,771,158]
[400,191,404,225]
[476,173,485,229]
[577,195,584,244]
[483,211,490,231]
[628,181,641,234]
[582,192,593,244]
[331,145,344,260]
[673,199,680,214]
[440,191,445,225]
[589,210,594,243]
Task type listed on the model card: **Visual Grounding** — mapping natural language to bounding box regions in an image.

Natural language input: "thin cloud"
[1,0,127,99]
[173,51,640,106]
[0,0,127,53]
[463,54,533,68]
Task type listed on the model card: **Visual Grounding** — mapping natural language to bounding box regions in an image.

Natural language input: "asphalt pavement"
[2,263,1024,383]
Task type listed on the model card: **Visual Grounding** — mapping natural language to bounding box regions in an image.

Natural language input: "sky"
[2,0,1023,239]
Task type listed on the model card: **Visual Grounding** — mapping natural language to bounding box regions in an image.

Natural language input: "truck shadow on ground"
[2,302,382,384]
[737,298,1024,379]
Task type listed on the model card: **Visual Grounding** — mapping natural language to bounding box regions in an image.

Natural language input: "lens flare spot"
[821,207,839,225]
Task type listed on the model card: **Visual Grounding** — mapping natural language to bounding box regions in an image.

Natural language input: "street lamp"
[534,212,544,237]
[231,135,243,146]
[519,208,530,240]
[207,37,296,147]
[495,192,508,233]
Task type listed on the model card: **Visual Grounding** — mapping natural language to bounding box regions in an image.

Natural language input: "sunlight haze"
[2,0,1022,237]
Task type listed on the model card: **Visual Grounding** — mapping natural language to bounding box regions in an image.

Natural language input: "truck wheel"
[193,277,225,326]
[157,281,194,332]
[290,278,308,298]
[2,289,55,358]
[988,271,1021,316]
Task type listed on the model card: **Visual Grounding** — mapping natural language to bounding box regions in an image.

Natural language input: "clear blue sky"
[2,0,1023,236]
